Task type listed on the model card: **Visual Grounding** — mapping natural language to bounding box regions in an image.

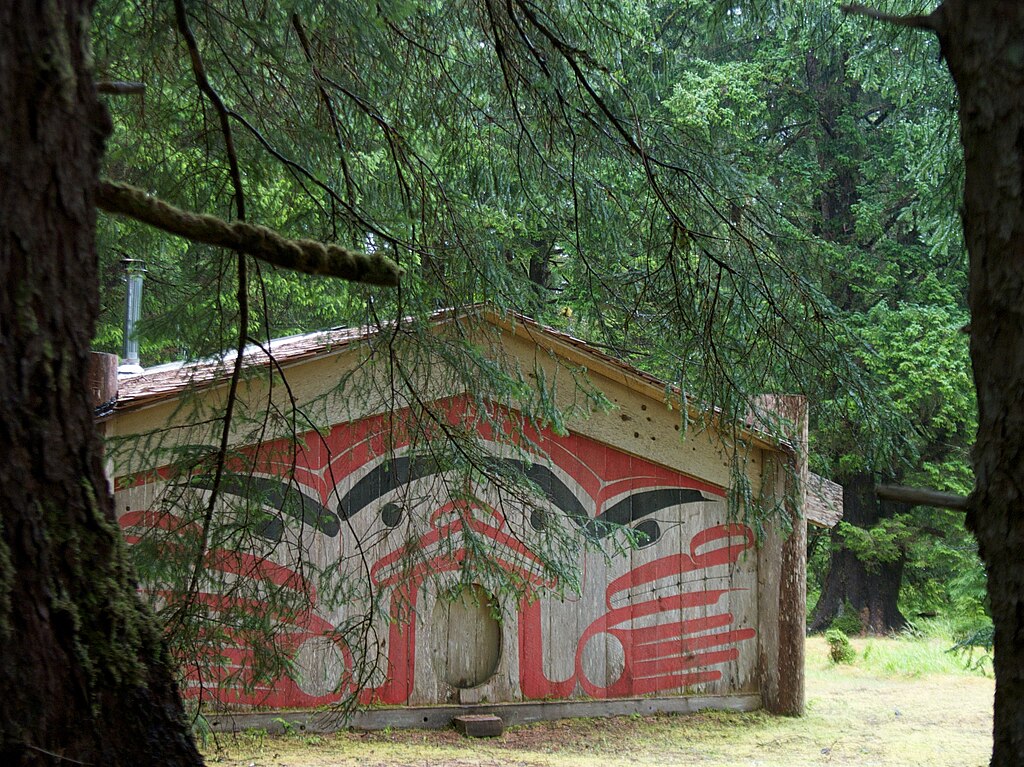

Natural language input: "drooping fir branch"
[168,0,253,643]
[96,180,403,286]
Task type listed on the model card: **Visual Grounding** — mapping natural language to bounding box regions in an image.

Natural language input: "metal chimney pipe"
[118,258,146,375]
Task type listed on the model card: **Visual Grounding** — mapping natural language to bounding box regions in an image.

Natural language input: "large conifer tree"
[0,1,202,763]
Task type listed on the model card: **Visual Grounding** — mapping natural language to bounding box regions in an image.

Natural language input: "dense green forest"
[91,0,981,640]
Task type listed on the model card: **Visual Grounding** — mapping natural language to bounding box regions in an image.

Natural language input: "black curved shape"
[633,518,662,547]
[583,488,706,541]
[336,455,590,529]
[449,458,706,541]
[190,475,340,540]
[337,455,446,519]
[380,502,404,528]
[334,454,709,543]
[500,459,590,530]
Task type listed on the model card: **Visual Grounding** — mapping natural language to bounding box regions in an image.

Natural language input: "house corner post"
[754,395,807,716]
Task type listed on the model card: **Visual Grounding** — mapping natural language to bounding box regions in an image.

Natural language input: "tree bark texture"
[0,2,202,764]
[937,2,1024,764]
[810,473,907,634]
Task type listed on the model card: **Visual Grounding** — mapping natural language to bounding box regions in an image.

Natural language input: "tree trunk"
[936,2,1024,763]
[528,238,555,293]
[0,1,201,764]
[804,49,909,636]
[809,473,908,634]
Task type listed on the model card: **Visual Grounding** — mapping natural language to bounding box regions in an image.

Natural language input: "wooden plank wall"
[112,400,766,710]
[108,325,794,715]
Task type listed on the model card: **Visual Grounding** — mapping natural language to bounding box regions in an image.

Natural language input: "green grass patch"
[206,635,993,767]
[855,635,988,677]
[808,618,994,678]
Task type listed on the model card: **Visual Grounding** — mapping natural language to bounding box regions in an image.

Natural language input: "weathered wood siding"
[806,473,844,528]
[108,319,791,712]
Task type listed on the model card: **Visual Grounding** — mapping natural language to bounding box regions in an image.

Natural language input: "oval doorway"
[430,584,502,689]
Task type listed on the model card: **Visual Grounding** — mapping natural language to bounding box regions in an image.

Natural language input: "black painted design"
[632,519,662,548]
[190,475,340,541]
[190,455,710,545]
[587,488,706,539]
[381,502,404,528]
[339,455,705,542]
[501,460,589,530]
[337,456,444,519]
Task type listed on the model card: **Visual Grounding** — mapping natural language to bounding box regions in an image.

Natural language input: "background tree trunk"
[804,48,912,635]
[937,2,1024,763]
[810,473,908,634]
[0,1,202,764]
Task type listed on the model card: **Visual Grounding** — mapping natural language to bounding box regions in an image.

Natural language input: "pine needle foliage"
[90,0,975,711]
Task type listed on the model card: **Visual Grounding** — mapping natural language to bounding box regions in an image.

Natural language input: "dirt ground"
[206,637,994,767]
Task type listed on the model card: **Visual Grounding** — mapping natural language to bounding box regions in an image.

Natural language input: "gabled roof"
[114,321,378,413]
[113,307,779,450]
[107,307,841,527]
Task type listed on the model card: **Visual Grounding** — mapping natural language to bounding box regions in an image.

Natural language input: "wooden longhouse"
[97,309,842,730]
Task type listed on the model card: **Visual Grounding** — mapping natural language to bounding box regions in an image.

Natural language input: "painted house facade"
[99,310,840,728]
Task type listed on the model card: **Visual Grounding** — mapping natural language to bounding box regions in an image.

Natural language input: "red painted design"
[116,396,756,708]
[519,524,756,699]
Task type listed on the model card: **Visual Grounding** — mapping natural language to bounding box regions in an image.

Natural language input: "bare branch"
[96,181,402,286]
[173,0,247,220]
[876,484,969,511]
[841,4,943,33]
[291,14,358,205]
[96,80,145,96]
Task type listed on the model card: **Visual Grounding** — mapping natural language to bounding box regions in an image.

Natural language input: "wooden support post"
[753,395,807,716]
[89,352,119,414]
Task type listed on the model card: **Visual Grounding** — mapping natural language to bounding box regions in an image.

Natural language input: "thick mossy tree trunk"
[937,2,1024,763]
[810,473,907,634]
[0,1,202,764]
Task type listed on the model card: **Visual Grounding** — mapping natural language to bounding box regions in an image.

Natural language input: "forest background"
[90,0,982,663]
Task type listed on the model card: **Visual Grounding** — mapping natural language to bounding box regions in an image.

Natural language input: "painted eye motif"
[529,508,548,531]
[188,475,340,542]
[381,502,404,528]
[633,519,662,548]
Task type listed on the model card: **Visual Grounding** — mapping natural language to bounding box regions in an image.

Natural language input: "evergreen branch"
[876,484,969,511]
[173,0,247,220]
[841,4,944,33]
[96,181,403,286]
[172,0,254,643]
[509,0,741,278]
[291,13,358,206]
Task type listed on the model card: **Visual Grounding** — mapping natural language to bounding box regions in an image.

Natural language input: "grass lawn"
[205,634,993,766]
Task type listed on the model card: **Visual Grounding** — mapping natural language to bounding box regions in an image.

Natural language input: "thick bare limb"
[875,484,969,511]
[841,4,945,33]
[96,180,402,286]
[96,80,145,95]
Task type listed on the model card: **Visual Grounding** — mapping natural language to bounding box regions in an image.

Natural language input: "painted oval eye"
[529,508,548,531]
[381,502,403,528]
[633,519,661,548]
